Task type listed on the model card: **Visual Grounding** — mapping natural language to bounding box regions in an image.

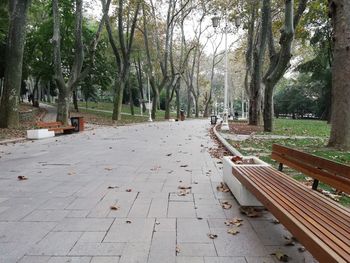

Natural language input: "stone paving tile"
[90,256,121,263]
[212,227,269,257]
[119,242,151,263]
[177,218,211,243]
[154,218,176,232]
[54,218,113,232]
[204,257,247,263]
[177,243,217,257]
[176,257,204,263]
[147,198,168,218]
[69,242,125,256]
[168,201,196,218]
[148,231,176,263]
[22,209,69,222]
[48,257,92,263]
[79,232,106,243]
[103,218,155,243]
[245,256,275,263]
[18,255,51,263]
[28,231,83,256]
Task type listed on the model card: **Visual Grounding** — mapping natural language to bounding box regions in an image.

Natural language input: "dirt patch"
[228,122,263,135]
[70,111,114,126]
[0,103,46,141]
[208,126,231,159]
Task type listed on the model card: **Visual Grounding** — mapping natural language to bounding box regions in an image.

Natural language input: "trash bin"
[211,115,217,125]
[180,110,185,121]
[70,116,84,132]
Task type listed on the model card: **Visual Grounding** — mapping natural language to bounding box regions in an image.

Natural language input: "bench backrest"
[271,144,350,194]
[36,121,62,128]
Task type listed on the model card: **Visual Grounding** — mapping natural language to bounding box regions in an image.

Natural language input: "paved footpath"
[0,120,316,263]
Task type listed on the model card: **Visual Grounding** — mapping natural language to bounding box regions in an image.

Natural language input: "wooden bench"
[36,121,75,134]
[231,144,350,263]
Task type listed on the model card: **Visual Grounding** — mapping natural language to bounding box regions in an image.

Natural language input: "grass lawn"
[228,118,350,207]
[77,101,177,118]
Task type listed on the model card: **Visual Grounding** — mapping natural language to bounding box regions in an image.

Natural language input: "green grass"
[260,118,331,137]
[78,101,177,118]
[228,118,350,206]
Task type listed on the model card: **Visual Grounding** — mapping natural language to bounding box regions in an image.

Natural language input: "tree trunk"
[263,84,273,131]
[175,88,180,119]
[56,87,70,124]
[0,0,31,128]
[328,0,350,150]
[73,90,79,112]
[113,77,126,121]
[194,95,199,118]
[164,82,170,119]
[127,80,134,116]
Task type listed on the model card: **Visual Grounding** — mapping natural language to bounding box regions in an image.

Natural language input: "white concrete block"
[27,129,55,140]
[223,156,268,206]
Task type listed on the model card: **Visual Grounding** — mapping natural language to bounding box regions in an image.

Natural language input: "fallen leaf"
[107,186,118,189]
[271,219,280,224]
[180,165,188,168]
[197,217,203,220]
[166,153,172,156]
[207,233,218,239]
[110,205,119,210]
[217,182,230,193]
[178,185,192,190]
[193,181,198,184]
[17,176,28,181]
[177,190,189,196]
[126,189,132,192]
[176,245,180,254]
[105,167,113,171]
[126,220,132,224]
[240,206,262,217]
[155,221,160,225]
[298,246,306,252]
[225,218,243,227]
[271,250,289,262]
[68,172,75,176]
[231,155,243,163]
[227,227,239,235]
[221,201,232,209]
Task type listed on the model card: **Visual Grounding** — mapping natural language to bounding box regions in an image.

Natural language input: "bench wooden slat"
[245,167,350,240]
[272,152,350,194]
[261,165,350,221]
[272,144,350,180]
[232,166,350,263]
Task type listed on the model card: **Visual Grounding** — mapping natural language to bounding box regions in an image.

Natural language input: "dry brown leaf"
[271,219,280,224]
[284,235,296,246]
[271,250,289,262]
[217,182,230,193]
[107,186,118,189]
[207,233,218,239]
[126,220,132,224]
[176,245,180,254]
[17,175,28,181]
[104,167,113,171]
[178,185,192,190]
[110,205,119,210]
[227,227,239,235]
[126,189,132,192]
[240,206,262,217]
[68,172,75,176]
[221,201,232,209]
[298,246,306,252]
[177,190,189,196]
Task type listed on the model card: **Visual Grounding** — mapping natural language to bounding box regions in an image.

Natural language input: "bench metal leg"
[278,163,283,171]
[312,179,319,190]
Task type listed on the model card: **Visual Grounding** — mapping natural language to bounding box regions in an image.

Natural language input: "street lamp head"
[235,16,241,28]
[212,13,220,28]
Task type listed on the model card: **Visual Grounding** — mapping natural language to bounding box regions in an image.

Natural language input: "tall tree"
[328,0,350,150]
[0,0,31,128]
[52,0,109,124]
[262,0,308,131]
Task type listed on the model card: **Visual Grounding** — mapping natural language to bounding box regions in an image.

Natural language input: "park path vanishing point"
[0,120,316,263]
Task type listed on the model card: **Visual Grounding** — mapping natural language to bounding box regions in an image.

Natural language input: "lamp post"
[147,76,152,122]
[212,13,240,130]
